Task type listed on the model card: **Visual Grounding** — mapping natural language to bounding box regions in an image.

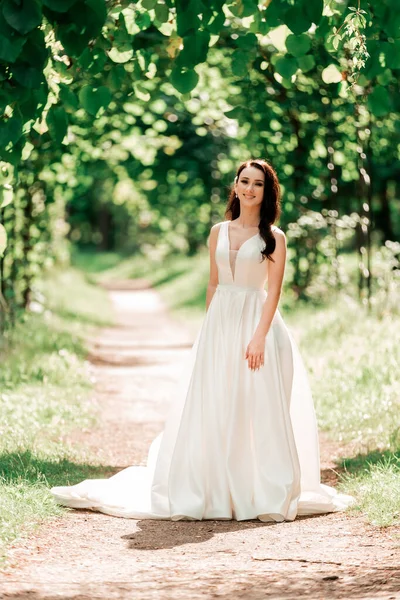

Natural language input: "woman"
[51,159,354,521]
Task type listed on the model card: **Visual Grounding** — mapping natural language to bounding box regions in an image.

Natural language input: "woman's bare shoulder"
[271,225,285,238]
[271,226,286,250]
[208,221,226,246]
[209,221,227,236]
[211,220,228,230]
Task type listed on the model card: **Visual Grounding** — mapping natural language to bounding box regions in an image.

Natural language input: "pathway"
[1,281,399,600]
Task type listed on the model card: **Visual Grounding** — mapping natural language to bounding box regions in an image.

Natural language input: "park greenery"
[0,0,399,559]
[0,265,113,562]
[0,0,399,318]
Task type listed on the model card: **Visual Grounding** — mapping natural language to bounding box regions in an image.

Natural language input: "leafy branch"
[327,0,370,89]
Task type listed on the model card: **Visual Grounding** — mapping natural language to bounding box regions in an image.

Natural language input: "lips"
[245,195,255,199]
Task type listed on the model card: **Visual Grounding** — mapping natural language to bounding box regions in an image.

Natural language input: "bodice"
[215,220,268,290]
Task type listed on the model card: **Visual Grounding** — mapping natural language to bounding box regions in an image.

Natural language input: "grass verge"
[339,453,400,527]
[0,266,114,563]
[294,299,400,527]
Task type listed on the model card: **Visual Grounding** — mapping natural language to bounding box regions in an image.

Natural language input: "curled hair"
[224,158,281,261]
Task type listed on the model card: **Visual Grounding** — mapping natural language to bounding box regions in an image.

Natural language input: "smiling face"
[234,166,265,209]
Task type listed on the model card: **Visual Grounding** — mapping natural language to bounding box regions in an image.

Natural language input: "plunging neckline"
[227,220,260,280]
[227,220,260,253]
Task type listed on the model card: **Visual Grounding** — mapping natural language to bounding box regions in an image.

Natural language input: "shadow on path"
[0,451,115,487]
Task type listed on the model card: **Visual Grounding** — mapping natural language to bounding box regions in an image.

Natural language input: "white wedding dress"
[51,220,354,521]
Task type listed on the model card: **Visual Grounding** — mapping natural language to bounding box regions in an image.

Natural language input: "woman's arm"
[245,228,287,370]
[205,223,221,311]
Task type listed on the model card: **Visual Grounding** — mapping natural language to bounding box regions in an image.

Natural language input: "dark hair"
[224,158,281,262]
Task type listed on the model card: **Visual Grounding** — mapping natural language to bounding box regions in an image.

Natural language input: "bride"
[51,158,354,521]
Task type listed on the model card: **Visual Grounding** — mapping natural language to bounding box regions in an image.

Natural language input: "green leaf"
[2,0,42,35]
[321,64,342,84]
[235,33,258,50]
[142,0,157,8]
[79,47,107,73]
[250,11,270,35]
[0,185,13,209]
[178,30,210,67]
[42,0,78,11]
[19,29,49,70]
[362,42,385,78]
[21,140,33,160]
[18,85,48,121]
[0,32,26,62]
[108,46,134,64]
[0,223,7,257]
[58,84,79,115]
[55,25,87,57]
[177,3,201,37]
[280,76,294,89]
[227,0,258,18]
[285,33,311,57]
[0,116,23,147]
[264,1,284,28]
[274,56,298,79]
[113,13,130,45]
[304,0,323,25]
[231,50,250,77]
[377,68,392,86]
[284,6,312,35]
[12,63,43,88]
[170,67,199,93]
[106,65,126,92]
[46,105,68,144]
[78,85,112,116]
[384,41,400,70]
[135,11,152,31]
[154,3,169,23]
[367,85,392,117]
[133,81,150,101]
[1,141,23,166]
[332,34,341,51]
[205,9,225,34]
[224,107,244,120]
[383,9,400,38]
[85,0,106,24]
[297,54,315,72]
[54,0,107,57]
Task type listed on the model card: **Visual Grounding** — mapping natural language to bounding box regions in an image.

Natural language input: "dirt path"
[1,281,399,600]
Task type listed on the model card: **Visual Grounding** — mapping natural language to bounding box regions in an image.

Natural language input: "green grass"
[340,453,400,527]
[295,300,400,527]
[285,297,400,451]
[76,248,400,527]
[0,266,115,562]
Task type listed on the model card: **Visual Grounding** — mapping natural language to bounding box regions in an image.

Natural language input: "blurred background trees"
[0,0,399,327]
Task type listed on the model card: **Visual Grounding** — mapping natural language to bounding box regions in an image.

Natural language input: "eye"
[240,179,263,186]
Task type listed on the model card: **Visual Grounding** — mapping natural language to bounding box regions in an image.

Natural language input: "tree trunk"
[376,179,394,241]
[21,187,34,309]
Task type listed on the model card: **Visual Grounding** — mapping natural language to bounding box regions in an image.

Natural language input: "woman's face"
[234,166,265,209]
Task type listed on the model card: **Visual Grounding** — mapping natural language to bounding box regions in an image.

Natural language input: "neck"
[236,207,260,228]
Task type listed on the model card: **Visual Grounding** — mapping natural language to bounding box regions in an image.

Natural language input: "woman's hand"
[245,333,266,371]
